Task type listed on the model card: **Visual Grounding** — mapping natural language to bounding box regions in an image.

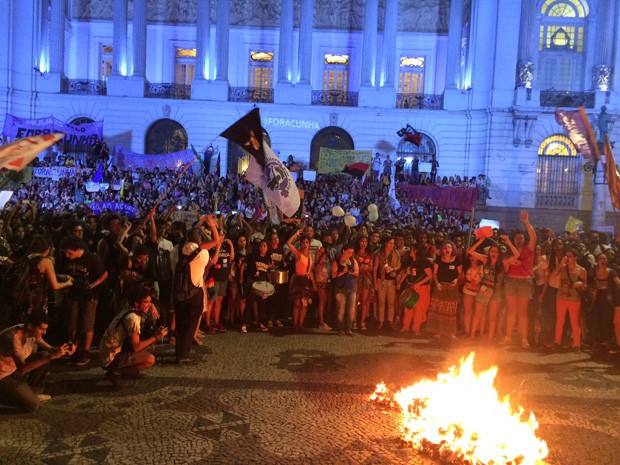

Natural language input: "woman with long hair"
[426,240,462,339]
[468,235,516,341]
[502,210,536,348]
[355,236,373,330]
[550,247,587,352]
[372,236,401,330]
[589,253,618,348]
[398,243,432,336]
[287,229,316,332]
[242,239,271,333]
[331,243,359,336]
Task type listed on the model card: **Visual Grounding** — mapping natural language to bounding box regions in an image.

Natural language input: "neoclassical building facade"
[1,0,619,226]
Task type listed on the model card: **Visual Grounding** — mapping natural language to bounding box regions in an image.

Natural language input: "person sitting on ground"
[0,310,75,412]
[99,285,167,387]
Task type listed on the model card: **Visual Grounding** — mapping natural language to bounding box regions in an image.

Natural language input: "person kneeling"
[0,310,75,412]
[99,286,167,387]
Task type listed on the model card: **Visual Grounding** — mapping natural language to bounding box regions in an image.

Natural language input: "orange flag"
[0,133,65,171]
[604,135,620,209]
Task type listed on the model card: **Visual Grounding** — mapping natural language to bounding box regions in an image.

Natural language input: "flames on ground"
[369,353,548,465]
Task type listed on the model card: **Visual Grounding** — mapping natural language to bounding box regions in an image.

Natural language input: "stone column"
[38,0,64,93]
[132,0,147,78]
[277,0,294,84]
[360,0,378,87]
[193,0,229,100]
[215,0,230,82]
[195,0,211,80]
[515,0,539,105]
[12,0,38,94]
[593,0,615,106]
[297,0,313,84]
[380,0,398,88]
[443,0,467,109]
[112,0,128,77]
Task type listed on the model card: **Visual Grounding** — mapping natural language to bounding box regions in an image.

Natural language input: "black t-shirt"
[404,255,432,285]
[269,246,286,270]
[212,243,232,282]
[57,251,106,301]
[246,254,270,283]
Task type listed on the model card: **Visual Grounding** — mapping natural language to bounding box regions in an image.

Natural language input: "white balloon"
[344,214,357,227]
[369,211,379,222]
[368,203,378,213]
[332,206,345,217]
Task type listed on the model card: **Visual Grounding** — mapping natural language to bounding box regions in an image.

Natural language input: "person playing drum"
[242,240,272,333]
[267,230,288,328]
[287,229,316,332]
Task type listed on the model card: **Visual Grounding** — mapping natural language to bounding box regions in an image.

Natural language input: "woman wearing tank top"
[287,229,316,332]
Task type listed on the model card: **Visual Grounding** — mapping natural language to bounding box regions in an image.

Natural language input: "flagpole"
[466,205,476,249]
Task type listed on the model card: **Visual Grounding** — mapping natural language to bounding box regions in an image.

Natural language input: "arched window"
[538,0,588,91]
[395,132,436,178]
[309,126,354,170]
[536,134,581,207]
[145,119,188,154]
[228,131,271,175]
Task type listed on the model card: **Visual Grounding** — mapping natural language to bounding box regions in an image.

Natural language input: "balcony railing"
[311,90,358,107]
[396,93,444,110]
[540,91,595,108]
[62,79,107,96]
[145,83,191,99]
[229,87,274,103]
[536,193,578,209]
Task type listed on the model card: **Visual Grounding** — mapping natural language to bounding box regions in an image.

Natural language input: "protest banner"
[317,148,372,174]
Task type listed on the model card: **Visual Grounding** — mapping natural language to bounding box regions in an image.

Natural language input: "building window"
[396,132,436,181]
[536,134,581,208]
[100,44,113,80]
[249,51,274,101]
[175,48,195,99]
[398,56,425,108]
[538,0,588,91]
[322,54,349,105]
[145,118,188,155]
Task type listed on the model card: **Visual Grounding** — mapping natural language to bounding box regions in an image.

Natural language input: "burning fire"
[370,353,548,465]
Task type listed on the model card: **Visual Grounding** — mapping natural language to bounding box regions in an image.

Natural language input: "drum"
[399,287,420,309]
[270,269,289,285]
[252,281,275,300]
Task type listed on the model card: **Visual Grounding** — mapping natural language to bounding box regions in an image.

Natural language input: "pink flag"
[0,133,65,171]
[554,107,600,162]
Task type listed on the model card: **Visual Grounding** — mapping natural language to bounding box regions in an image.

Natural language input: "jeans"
[0,352,50,412]
[335,291,356,331]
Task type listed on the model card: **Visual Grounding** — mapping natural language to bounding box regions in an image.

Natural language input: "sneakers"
[75,351,91,366]
[240,324,247,334]
[267,320,274,328]
[319,322,332,331]
[351,322,358,330]
[37,394,52,402]
[275,319,284,328]
[360,323,367,330]
[258,323,269,332]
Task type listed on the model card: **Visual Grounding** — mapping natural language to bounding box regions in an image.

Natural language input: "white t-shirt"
[99,311,143,367]
[182,242,210,287]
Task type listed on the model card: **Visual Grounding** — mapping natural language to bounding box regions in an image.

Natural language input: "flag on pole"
[93,161,104,183]
[604,135,620,209]
[554,107,601,162]
[0,133,65,171]
[388,163,401,210]
[220,109,300,217]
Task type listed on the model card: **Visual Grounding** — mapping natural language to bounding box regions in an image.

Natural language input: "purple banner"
[2,113,103,146]
[112,146,197,171]
[398,185,479,210]
[88,201,139,218]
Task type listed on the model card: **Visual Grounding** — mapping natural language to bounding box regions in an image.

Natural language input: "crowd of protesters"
[1,162,619,412]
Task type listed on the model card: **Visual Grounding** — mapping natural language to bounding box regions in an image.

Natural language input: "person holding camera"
[0,310,76,412]
[99,285,167,387]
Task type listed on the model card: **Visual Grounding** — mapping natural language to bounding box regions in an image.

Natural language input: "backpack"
[2,257,34,322]
[173,247,202,301]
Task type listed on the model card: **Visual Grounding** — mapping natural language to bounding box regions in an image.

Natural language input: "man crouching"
[0,310,75,412]
[99,285,167,387]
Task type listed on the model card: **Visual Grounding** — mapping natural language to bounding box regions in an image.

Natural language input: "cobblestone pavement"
[1,330,620,465]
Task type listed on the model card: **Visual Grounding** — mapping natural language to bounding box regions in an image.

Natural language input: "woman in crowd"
[502,210,536,348]
[354,236,373,330]
[426,240,462,339]
[373,236,401,330]
[539,238,564,347]
[550,247,587,352]
[398,243,432,336]
[589,253,619,348]
[468,235,515,341]
[226,234,247,325]
[314,232,334,331]
[461,247,484,337]
[331,243,359,336]
[531,243,549,346]
[240,239,270,333]
[287,229,316,332]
